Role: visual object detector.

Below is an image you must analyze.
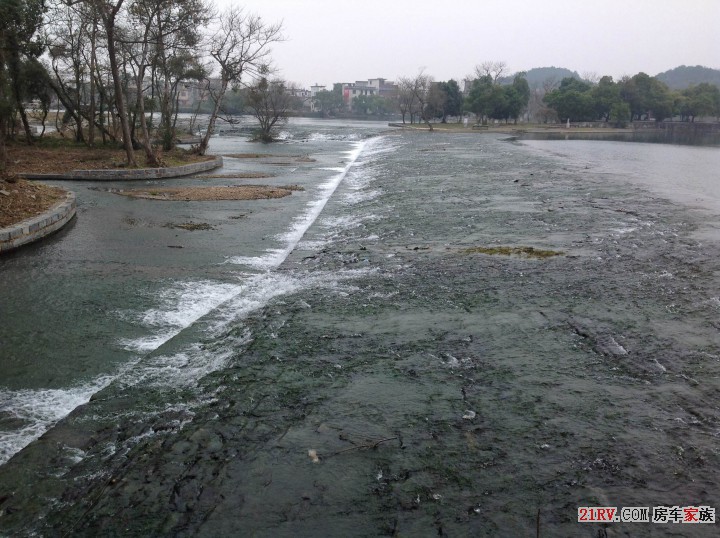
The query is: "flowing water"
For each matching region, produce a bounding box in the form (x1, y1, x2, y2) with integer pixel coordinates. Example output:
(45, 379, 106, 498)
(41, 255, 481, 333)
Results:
(1, 120, 720, 536)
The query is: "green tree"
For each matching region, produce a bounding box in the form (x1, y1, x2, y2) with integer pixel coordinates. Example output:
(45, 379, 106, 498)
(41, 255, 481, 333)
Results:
(504, 73, 530, 123)
(679, 83, 720, 121)
(620, 73, 674, 121)
(436, 79, 463, 122)
(19, 57, 52, 136)
(647, 77, 674, 121)
(591, 76, 621, 121)
(487, 84, 508, 121)
(609, 101, 630, 127)
(464, 74, 493, 124)
(543, 77, 595, 122)
(0, 0, 47, 154)
(353, 94, 393, 115)
(313, 85, 343, 116)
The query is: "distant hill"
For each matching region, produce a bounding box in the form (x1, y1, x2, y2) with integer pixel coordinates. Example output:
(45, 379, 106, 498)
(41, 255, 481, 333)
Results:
(499, 66, 580, 88)
(655, 65, 720, 89)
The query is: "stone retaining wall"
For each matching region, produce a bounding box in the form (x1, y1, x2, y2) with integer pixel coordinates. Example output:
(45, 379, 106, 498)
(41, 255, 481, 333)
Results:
(0, 191, 77, 253)
(21, 156, 222, 181)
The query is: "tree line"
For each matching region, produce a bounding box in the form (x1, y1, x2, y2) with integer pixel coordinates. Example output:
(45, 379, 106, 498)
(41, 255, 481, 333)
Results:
(544, 73, 720, 125)
(0, 0, 283, 172)
(2, 0, 719, 175)
(315, 60, 720, 127)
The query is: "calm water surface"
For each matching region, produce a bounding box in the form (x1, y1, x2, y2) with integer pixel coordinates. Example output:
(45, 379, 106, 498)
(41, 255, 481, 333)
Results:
(1, 121, 720, 536)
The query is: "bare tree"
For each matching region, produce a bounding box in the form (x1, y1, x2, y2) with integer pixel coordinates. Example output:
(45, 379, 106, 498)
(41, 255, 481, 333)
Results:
(245, 76, 295, 142)
(147, 0, 210, 151)
(197, 5, 282, 155)
(45, 0, 90, 142)
(582, 71, 600, 85)
(125, 0, 162, 165)
(94, 0, 137, 166)
(476, 61, 507, 83)
(396, 78, 417, 124)
(399, 70, 435, 130)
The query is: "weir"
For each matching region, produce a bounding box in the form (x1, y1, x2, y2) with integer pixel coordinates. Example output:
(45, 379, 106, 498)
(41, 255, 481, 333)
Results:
(1, 121, 720, 536)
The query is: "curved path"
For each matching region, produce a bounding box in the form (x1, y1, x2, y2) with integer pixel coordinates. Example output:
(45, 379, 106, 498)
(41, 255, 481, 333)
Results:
(2, 156, 223, 253)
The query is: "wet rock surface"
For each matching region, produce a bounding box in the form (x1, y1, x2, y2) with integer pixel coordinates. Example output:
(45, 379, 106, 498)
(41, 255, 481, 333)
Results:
(1, 133, 720, 536)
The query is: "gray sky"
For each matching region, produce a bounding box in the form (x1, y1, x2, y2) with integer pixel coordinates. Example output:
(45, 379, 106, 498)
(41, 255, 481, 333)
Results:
(219, 0, 719, 88)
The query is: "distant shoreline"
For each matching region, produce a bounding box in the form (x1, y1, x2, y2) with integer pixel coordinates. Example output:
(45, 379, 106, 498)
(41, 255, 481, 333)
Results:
(387, 122, 720, 146)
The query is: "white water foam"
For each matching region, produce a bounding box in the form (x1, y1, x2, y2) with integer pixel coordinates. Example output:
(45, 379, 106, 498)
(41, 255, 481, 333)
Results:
(0, 139, 373, 467)
(0, 373, 121, 465)
(120, 280, 245, 353)
(122, 267, 375, 390)
(226, 141, 368, 270)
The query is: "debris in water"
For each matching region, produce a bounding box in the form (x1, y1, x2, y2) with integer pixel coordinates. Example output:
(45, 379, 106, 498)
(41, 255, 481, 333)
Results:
(463, 410, 477, 420)
(308, 449, 320, 463)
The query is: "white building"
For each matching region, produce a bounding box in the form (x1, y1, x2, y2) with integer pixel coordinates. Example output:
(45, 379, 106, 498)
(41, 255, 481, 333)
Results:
(341, 78, 398, 109)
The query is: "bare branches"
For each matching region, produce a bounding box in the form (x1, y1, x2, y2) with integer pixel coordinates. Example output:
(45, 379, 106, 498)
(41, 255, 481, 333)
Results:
(197, 5, 282, 154)
(475, 60, 507, 83)
(398, 70, 435, 130)
(208, 6, 283, 84)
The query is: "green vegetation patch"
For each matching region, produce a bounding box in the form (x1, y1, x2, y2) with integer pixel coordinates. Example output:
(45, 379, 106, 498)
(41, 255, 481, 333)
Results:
(462, 246, 563, 258)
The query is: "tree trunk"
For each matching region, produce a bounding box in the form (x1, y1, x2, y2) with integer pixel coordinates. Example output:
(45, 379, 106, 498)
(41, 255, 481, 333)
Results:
(135, 65, 160, 167)
(420, 105, 433, 131)
(73, 64, 84, 143)
(0, 117, 7, 174)
(88, 23, 97, 146)
(9, 53, 34, 144)
(102, 3, 137, 167)
(16, 102, 34, 144)
(198, 77, 229, 155)
(47, 75, 83, 135)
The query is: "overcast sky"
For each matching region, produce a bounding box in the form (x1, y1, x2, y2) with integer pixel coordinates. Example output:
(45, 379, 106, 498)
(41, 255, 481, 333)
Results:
(218, 0, 719, 88)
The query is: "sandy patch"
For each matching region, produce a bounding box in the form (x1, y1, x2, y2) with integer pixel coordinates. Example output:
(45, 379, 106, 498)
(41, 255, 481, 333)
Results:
(109, 185, 302, 201)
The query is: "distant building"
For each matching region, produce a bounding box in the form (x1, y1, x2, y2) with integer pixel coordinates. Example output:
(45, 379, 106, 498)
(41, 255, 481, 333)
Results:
(340, 78, 398, 109)
(309, 84, 327, 112)
(288, 87, 312, 110)
(310, 84, 326, 97)
(177, 83, 208, 109)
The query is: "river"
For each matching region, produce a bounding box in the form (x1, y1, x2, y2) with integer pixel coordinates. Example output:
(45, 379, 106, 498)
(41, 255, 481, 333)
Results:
(1, 119, 719, 536)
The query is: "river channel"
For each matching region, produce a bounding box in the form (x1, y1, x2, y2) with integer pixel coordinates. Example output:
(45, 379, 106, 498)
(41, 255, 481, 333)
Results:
(1, 119, 720, 536)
